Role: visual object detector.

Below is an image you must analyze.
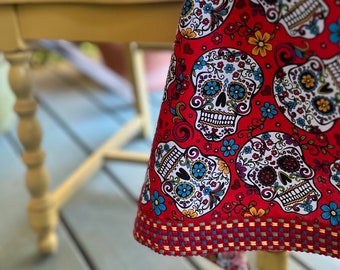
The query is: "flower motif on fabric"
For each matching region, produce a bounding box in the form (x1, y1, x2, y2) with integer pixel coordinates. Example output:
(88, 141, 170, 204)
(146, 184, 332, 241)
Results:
(321, 202, 340, 226)
(260, 102, 278, 119)
(179, 0, 234, 38)
(274, 55, 340, 133)
(181, 28, 197, 39)
(176, 183, 194, 198)
(212, 32, 224, 45)
(182, 209, 199, 218)
(329, 17, 340, 47)
(163, 55, 191, 103)
(236, 131, 321, 215)
(190, 48, 263, 141)
(223, 7, 269, 43)
(248, 31, 273, 57)
(154, 141, 231, 218)
(221, 139, 239, 157)
(222, 190, 269, 217)
(244, 206, 267, 217)
(251, 0, 329, 38)
(151, 191, 167, 216)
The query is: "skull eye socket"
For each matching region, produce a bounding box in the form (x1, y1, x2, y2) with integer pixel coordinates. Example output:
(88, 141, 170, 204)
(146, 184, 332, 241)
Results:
(191, 161, 207, 180)
(258, 166, 277, 186)
(277, 155, 300, 173)
(298, 70, 318, 92)
(181, 0, 193, 16)
(202, 79, 222, 98)
(227, 82, 247, 102)
(175, 183, 194, 199)
(312, 96, 335, 115)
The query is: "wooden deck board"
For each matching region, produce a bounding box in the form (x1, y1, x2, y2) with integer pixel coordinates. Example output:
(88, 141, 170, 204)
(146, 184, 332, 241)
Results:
(0, 135, 89, 270)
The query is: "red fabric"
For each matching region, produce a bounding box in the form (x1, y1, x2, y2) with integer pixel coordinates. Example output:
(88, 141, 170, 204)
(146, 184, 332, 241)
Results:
(133, 0, 340, 258)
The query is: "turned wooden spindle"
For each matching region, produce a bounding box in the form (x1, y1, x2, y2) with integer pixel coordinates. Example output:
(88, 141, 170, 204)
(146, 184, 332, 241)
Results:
(5, 50, 58, 254)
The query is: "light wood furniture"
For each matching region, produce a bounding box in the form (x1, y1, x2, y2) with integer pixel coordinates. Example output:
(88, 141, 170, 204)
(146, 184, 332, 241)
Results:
(0, 0, 181, 253)
(0, 1, 286, 269)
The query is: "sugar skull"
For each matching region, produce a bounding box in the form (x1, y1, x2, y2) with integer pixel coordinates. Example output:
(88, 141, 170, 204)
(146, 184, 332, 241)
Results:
(139, 168, 151, 205)
(179, 0, 234, 38)
(154, 141, 231, 217)
(274, 55, 340, 133)
(162, 53, 177, 102)
(251, 0, 329, 38)
(330, 159, 340, 192)
(236, 131, 321, 214)
(190, 48, 263, 141)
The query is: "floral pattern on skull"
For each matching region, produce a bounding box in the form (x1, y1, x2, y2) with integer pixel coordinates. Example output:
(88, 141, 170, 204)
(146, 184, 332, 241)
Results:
(154, 141, 231, 217)
(236, 131, 321, 214)
(274, 55, 340, 133)
(251, 0, 329, 38)
(190, 48, 263, 141)
(179, 0, 234, 38)
(133, 0, 340, 258)
(140, 168, 151, 205)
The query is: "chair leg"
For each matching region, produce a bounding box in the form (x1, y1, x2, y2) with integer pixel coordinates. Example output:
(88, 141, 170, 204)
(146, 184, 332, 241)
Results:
(125, 42, 151, 139)
(5, 50, 58, 254)
(257, 251, 288, 270)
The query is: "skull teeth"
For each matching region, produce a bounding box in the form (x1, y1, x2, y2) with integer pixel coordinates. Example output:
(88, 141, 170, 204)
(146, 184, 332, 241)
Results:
(283, 0, 321, 30)
(157, 146, 182, 178)
(200, 111, 235, 128)
(326, 57, 340, 90)
(277, 181, 316, 206)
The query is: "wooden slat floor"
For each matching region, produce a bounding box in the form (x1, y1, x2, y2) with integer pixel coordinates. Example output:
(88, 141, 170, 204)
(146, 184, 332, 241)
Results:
(1, 58, 340, 270)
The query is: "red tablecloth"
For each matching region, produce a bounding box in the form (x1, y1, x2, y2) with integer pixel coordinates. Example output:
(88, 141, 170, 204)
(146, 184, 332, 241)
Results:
(134, 0, 340, 258)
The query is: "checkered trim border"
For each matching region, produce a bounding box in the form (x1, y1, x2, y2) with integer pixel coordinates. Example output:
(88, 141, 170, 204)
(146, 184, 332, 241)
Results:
(133, 210, 340, 258)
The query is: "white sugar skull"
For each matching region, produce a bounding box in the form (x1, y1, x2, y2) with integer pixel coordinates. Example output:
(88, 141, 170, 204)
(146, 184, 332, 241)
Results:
(274, 55, 340, 133)
(154, 141, 231, 217)
(139, 168, 151, 205)
(330, 159, 340, 192)
(236, 131, 321, 214)
(251, 0, 329, 38)
(179, 0, 234, 38)
(190, 48, 263, 141)
(162, 53, 177, 102)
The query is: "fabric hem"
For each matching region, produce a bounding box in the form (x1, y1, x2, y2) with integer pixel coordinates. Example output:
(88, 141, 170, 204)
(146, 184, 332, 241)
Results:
(133, 210, 339, 258)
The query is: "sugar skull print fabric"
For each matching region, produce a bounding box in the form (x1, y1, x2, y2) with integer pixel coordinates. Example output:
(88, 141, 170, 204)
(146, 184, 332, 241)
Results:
(133, 0, 340, 258)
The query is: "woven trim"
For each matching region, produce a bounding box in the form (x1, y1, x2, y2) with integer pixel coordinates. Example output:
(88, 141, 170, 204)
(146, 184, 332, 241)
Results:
(133, 210, 340, 258)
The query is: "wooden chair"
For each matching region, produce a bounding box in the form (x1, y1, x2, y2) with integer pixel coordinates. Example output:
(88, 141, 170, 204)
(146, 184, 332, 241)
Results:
(0, 1, 289, 269)
(0, 0, 181, 253)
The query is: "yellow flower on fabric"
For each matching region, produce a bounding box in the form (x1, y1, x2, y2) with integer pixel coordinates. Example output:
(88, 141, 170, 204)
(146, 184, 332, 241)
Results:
(316, 98, 331, 112)
(181, 28, 197, 39)
(301, 73, 316, 89)
(218, 159, 230, 174)
(248, 31, 273, 57)
(244, 206, 266, 217)
(182, 209, 198, 218)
